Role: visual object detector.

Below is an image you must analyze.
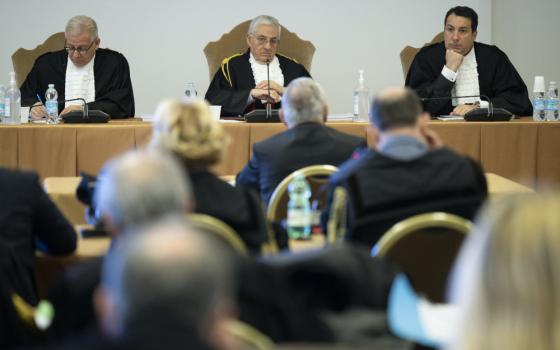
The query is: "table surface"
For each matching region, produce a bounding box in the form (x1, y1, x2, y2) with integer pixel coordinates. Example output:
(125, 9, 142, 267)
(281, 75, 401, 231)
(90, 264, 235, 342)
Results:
(42, 172, 533, 259)
(2, 118, 558, 189)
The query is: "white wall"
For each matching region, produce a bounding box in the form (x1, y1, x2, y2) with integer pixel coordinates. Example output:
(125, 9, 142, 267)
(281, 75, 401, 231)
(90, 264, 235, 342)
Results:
(492, 0, 560, 94)
(1, 0, 490, 116)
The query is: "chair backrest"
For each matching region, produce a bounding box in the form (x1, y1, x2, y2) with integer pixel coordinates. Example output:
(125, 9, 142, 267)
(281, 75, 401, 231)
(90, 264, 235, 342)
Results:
(400, 32, 444, 79)
(225, 320, 275, 350)
(203, 20, 316, 80)
(12, 32, 66, 88)
(188, 213, 249, 256)
(374, 212, 472, 303)
(267, 165, 338, 224)
(326, 186, 348, 245)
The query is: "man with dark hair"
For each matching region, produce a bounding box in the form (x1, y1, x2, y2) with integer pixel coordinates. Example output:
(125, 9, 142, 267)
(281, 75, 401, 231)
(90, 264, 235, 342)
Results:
(205, 15, 311, 116)
(323, 87, 488, 247)
(406, 6, 532, 117)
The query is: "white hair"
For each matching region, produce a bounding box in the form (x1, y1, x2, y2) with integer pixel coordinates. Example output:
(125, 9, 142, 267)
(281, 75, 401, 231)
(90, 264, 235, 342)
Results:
(281, 77, 326, 127)
(248, 15, 281, 38)
(65, 15, 98, 40)
(94, 149, 191, 232)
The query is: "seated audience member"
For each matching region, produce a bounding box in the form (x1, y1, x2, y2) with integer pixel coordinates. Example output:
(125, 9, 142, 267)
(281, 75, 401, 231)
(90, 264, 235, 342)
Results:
(94, 218, 236, 350)
(205, 14, 311, 116)
(324, 87, 487, 247)
(0, 167, 76, 306)
(236, 77, 366, 205)
(448, 193, 560, 350)
(21, 15, 135, 119)
(47, 150, 192, 338)
(406, 6, 532, 117)
(150, 99, 267, 253)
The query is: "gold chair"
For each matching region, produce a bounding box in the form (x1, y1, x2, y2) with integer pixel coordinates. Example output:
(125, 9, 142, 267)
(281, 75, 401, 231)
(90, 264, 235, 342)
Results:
(375, 212, 472, 303)
(203, 20, 316, 80)
(400, 32, 444, 79)
(326, 186, 348, 245)
(264, 165, 337, 253)
(11, 32, 66, 88)
(224, 320, 275, 350)
(188, 213, 249, 256)
(267, 165, 338, 225)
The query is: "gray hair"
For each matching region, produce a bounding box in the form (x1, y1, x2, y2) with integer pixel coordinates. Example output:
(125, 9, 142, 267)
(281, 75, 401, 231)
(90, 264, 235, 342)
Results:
(370, 87, 423, 132)
(94, 149, 191, 232)
(101, 218, 235, 336)
(248, 15, 281, 38)
(281, 77, 326, 127)
(65, 15, 98, 40)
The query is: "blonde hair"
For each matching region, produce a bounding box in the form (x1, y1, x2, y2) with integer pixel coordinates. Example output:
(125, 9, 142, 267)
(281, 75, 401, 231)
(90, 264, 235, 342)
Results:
(150, 99, 229, 168)
(450, 192, 560, 350)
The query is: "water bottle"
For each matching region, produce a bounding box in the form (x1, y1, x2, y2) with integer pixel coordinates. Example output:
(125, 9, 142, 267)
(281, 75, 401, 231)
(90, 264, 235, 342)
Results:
(533, 91, 546, 121)
(45, 84, 59, 124)
(185, 82, 197, 99)
(546, 81, 559, 121)
(286, 174, 311, 240)
(0, 84, 5, 121)
(533, 75, 546, 122)
(353, 69, 370, 122)
(5, 72, 21, 125)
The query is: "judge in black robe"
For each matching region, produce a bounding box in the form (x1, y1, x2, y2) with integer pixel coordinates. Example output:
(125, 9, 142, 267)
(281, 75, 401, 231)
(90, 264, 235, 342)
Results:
(20, 48, 135, 118)
(407, 42, 532, 117)
(205, 50, 311, 116)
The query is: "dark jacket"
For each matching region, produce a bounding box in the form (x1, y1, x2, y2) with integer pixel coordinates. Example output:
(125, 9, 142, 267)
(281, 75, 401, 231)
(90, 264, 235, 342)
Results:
(205, 50, 311, 116)
(325, 147, 488, 247)
(20, 48, 135, 118)
(0, 168, 76, 305)
(236, 122, 367, 205)
(406, 41, 532, 117)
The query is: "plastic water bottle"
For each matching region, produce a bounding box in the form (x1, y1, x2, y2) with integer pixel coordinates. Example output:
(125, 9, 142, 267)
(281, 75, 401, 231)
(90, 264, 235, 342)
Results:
(286, 174, 311, 240)
(533, 91, 546, 121)
(0, 85, 5, 121)
(5, 72, 21, 125)
(533, 76, 546, 122)
(185, 82, 197, 99)
(546, 81, 559, 121)
(353, 69, 370, 122)
(45, 84, 59, 124)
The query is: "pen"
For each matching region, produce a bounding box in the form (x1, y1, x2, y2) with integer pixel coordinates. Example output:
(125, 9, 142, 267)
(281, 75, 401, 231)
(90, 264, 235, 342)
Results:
(36, 94, 43, 104)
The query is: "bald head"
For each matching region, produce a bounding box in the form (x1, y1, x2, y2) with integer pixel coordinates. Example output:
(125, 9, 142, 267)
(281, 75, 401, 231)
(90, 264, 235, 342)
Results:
(370, 87, 423, 132)
(281, 77, 327, 128)
(98, 218, 235, 338)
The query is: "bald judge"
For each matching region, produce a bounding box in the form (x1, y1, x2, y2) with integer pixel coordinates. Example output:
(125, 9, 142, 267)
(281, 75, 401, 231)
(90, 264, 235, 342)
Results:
(205, 15, 311, 116)
(21, 15, 135, 119)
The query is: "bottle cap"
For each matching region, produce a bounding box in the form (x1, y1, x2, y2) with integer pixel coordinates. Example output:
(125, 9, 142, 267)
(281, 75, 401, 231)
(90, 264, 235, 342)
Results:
(48, 84, 54, 88)
(533, 76, 545, 93)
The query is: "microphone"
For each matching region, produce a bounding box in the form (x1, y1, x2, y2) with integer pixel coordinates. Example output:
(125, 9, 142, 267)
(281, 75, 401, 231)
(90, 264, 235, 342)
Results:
(266, 58, 272, 119)
(63, 97, 89, 117)
(62, 98, 110, 123)
(419, 94, 513, 121)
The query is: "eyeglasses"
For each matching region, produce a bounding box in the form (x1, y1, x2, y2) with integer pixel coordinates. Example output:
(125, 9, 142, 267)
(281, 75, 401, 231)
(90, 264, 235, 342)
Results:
(251, 35, 279, 46)
(64, 40, 96, 55)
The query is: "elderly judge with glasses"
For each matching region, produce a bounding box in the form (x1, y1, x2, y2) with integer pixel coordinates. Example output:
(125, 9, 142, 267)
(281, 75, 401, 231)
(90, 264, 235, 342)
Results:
(205, 14, 311, 116)
(21, 15, 135, 119)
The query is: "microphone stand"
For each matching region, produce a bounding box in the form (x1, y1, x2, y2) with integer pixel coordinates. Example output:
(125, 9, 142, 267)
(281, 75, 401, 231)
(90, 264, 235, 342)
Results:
(266, 59, 271, 119)
(63, 98, 89, 119)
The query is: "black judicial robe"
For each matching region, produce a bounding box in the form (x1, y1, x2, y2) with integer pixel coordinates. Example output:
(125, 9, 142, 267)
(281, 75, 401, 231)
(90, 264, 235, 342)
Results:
(205, 50, 311, 116)
(20, 48, 135, 118)
(406, 42, 533, 117)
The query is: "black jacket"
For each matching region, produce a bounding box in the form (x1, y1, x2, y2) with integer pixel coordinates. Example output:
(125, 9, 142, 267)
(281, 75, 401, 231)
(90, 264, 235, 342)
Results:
(236, 122, 367, 205)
